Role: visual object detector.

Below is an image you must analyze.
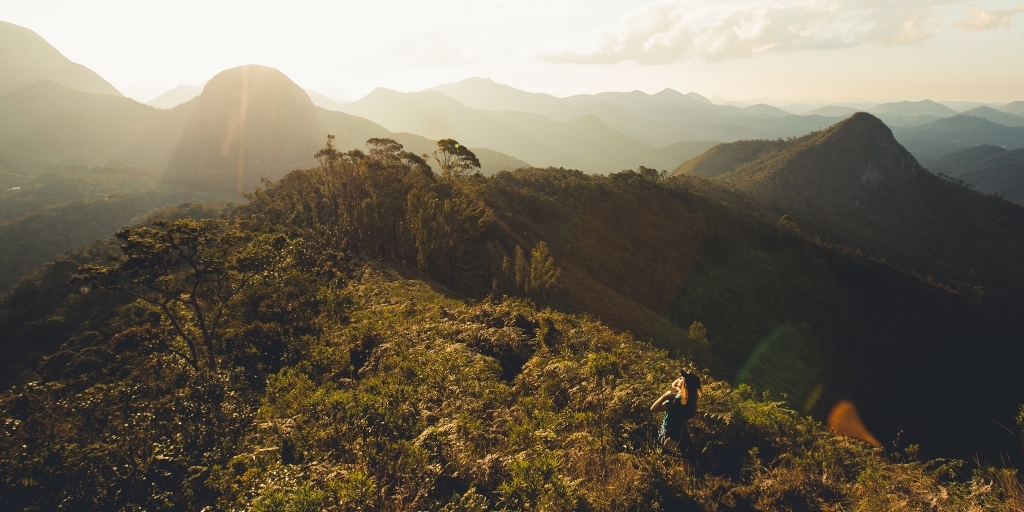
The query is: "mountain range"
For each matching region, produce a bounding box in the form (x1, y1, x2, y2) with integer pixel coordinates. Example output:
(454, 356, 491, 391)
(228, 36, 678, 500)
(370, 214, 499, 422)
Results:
(0, 67, 529, 191)
(3, 20, 1024, 506)
(892, 115, 1024, 161)
(3, 19, 1024, 190)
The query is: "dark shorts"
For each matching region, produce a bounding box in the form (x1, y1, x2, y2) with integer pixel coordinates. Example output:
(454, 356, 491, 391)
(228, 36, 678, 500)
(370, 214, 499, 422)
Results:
(659, 424, 695, 457)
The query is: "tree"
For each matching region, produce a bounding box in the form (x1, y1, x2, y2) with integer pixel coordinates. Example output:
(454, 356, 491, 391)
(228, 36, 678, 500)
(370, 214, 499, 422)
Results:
(75, 219, 283, 370)
(514, 245, 528, 294)
(637, 165, 666, 182)
(529, 241, 561, 300)
(688, 321, 709, 346)
(433, 139, 480, 181)
(778, 214, 801, 235)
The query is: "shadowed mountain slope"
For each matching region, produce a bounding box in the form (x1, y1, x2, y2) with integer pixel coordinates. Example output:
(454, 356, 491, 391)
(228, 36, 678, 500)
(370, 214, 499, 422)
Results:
(927, 145, 1024, 204)
(672, 139, 789, 178)
(164, 65, 329, 193)
(716, 113, 929, 196)
(675, 113, 1024, 316)
(0, 81, 174, 171)
(0, 21, 122, 97)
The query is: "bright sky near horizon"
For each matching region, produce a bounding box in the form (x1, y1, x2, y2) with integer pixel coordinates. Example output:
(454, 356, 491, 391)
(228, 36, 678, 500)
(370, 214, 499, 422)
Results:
(2, 0, 1023, 104)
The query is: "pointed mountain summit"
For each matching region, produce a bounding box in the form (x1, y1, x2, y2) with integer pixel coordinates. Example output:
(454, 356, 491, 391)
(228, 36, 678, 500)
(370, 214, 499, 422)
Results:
(676, 112, 1024, 319)
(165, 65, 328, 193)
(684, 113, 929, 201)
(0, 21, 122, 96)
(651, 88, 714, 109)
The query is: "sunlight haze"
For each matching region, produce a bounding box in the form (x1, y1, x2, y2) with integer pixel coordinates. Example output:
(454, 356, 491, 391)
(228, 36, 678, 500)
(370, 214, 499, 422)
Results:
(2, 0, 1023, 103)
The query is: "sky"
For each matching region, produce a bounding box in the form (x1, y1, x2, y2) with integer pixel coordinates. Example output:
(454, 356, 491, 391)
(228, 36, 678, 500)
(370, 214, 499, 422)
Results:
(2, 0, 1023, 104)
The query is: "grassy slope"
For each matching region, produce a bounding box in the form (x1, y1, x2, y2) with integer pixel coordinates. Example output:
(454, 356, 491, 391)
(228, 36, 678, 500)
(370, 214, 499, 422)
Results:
(2, 251, 1021, 510)
(464, 168, 1024, 459)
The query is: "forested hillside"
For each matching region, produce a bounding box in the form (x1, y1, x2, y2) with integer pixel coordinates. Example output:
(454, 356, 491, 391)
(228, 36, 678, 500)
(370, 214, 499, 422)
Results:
(0, 167, 229, 293)
(1, 136, 1022, 510)
(674, 113, 1024, 320)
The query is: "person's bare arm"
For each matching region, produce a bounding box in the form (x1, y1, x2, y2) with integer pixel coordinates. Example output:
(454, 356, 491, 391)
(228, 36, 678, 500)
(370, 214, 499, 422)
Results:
(651, 390, 676, 412)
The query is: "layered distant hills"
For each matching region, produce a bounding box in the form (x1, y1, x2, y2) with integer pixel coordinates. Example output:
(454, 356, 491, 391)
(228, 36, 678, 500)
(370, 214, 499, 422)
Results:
(341, 77, 843, 173)
(893, 115, 1024, 161)
(0, 66, 526, 190)
(2, 18, 1023, 190)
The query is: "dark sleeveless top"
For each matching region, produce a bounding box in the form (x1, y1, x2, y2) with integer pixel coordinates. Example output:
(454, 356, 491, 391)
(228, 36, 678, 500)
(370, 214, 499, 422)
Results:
(661, 393, 697, 440)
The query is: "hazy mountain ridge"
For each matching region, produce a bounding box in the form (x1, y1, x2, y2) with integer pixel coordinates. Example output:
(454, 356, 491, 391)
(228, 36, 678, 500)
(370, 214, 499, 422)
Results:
(433, 77, 842, 142)
(960, 106, 1024, 127)
(1001, 101, 1024, 116)
(0, 81, 167, 170)
(893, 114, 1024, 161)
(0, 21, 122, 97)
(927, 145, 1024, 204)
(164, 65, 329, 193)
(145, 84, 202, 109)
(0, 68, 531, 192)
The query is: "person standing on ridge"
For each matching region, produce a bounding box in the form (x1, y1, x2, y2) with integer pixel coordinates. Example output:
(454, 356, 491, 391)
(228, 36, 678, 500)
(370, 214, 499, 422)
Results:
(652, 371, 702, 468)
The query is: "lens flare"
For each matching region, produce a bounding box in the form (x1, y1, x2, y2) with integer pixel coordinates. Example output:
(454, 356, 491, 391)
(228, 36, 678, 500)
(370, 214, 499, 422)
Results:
(828, 400, 881, 447)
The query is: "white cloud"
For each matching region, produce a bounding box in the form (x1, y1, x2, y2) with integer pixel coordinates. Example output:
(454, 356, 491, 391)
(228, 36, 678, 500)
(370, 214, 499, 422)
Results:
(541, 0, 964, 64)
(953, 3, 1024, 31)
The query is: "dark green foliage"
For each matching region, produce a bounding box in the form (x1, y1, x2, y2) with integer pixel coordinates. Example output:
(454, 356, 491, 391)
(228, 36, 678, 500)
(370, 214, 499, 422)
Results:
(1, 137, 1023, 510)
(434, 138, 482, 180)
(75, 218, 286, 370)
(0, 167, 156, 223)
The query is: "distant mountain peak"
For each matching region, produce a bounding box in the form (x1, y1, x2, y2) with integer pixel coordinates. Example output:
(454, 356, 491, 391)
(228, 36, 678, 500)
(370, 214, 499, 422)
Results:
(681, 113, 928, 200)
(767, 112, 927, 192)
(654, 88, 713, 105)
(0, 21, 122, 97)
(165, 64, 326, 193)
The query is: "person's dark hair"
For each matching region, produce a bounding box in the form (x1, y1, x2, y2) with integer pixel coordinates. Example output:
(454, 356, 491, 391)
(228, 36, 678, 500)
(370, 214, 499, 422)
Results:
(681, 371, 702, 391)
